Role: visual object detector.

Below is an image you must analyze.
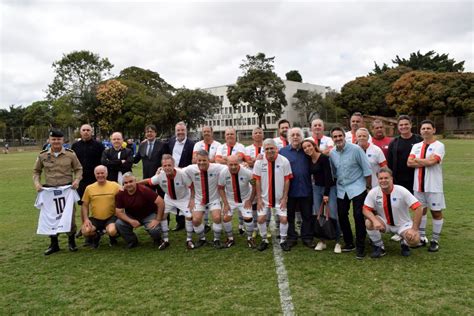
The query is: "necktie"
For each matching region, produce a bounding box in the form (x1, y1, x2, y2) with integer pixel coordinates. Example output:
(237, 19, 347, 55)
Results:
(147, 141, 154, 157)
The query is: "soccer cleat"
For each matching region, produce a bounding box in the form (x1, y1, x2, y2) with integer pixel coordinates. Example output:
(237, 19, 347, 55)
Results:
(225, 238, 235, 248)
(239, 227, 245, 235)
(68, 235, 78, 252)
(355, 248, 366, 260)
(127, 240, 138, 249)
(247, 238, 256, 249)
(257, 241, 269, 251)
(342, 244, 355, 252)
(391, 234, 402, 242)
(334, 243, 342, 254)
(44, 238, 60, 256)
(428, 240, 439, 252)
(213, 240, 223, 249)
(195, 239, 207, 248)
(158, 241, 170, 251)
(401, 243, 411, 257)
(280, 241, 291, 252)
(314, 241, 327, 251)
(370, 246, 386, 258)
(91, 234, 101, 249)
(418, 236, 429, 247)
(186, 240, 195, 250)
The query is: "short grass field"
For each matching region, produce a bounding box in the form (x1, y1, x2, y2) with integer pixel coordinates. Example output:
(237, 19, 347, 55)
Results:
(0, 139, 473, 315)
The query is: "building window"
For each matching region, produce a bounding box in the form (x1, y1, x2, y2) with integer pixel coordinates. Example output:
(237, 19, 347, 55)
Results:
(272, 116, 276, 124)
(247, 105, 251, 112)
(247, 118, 251, 125)
(266, 116, 271, 125)
(252, 117, 256, 125)
(242, 106, 246, 113)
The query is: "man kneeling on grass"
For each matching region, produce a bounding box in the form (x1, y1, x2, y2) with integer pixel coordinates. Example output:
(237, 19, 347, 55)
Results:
(115, 172, 165, 249)
(363, 167, 423, 258)
(81, 165, 121, 248)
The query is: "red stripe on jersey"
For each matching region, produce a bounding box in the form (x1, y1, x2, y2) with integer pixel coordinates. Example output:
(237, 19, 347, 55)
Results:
(281, 137, 287, 147)
(227, 145, 233, 156)
(383, 193, 395, 225)
(205, 143, 210, 153)
(268, 160, 274, 207)
(380, 161, 388, 167)
(255, 145, 261, 158)
(363, 205, 375, 213)
(352, 133, 356, 144)
(231, 172, 242, 203)
(418, 143, 429, 192)
(200, 170, 209, 205)
(410, 201, 422, 211)
(166, 174, 176, 200)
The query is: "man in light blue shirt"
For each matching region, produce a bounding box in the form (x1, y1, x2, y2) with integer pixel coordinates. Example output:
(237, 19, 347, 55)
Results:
(330, 126, 372, 259)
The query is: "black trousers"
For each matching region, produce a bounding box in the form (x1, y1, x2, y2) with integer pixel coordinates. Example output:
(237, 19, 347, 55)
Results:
(337, 191, 367, 250)
(287, 196, 313, 242)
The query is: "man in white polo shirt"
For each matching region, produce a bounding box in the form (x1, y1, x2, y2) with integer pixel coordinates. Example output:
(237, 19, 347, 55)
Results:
(407, 120, 446, 252)
(306, 118, 334, 155)
(193, 125, 221, 163)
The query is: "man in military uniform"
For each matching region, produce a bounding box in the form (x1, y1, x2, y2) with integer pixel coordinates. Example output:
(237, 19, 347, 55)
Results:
(33, 129, 83, 255)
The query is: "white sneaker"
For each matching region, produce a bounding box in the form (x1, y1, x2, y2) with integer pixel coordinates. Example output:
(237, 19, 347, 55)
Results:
(314, 241, 327, 251)
(391, 234, 402, 242)
(334, 243, 342, 254)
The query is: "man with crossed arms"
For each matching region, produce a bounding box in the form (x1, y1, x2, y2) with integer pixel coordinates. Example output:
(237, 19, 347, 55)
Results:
(140, 154, 196, 250)
(218, 155, 257, 248)
(363, 167, 423, 258)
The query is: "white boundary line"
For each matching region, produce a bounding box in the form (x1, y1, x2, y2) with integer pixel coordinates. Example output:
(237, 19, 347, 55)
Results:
(270, 218, 295, 316)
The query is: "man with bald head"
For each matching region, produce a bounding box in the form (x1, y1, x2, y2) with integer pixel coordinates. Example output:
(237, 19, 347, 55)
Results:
(345, 112, 372, 144)
(215, 127, 246, 164)
(307, 118, 334, 155)
(71, 124, 104, 202)
(81, 165, 121, 248)
(101, 132, 133, 184)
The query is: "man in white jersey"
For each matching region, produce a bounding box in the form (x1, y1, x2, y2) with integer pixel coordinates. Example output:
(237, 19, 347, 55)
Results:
(306, 118, 334, 155)
(345, 112, 372, 144)
(218, 155, 257, 248)
(192, 126, 221, 163)
(407, 120, 446, 252)
(215, 127, 246, 164)
(184, 150, 227, 249)
(356, 128, 387, 188)
(253, 138, 293, 252)
(363, 167, 423, 258)
(273, 119, 290, 150)
(244, 127, 264, 168)
(140, 154, 196, 249)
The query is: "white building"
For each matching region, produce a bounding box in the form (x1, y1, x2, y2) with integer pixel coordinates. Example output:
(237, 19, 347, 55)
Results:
(202, 80, 329, 138)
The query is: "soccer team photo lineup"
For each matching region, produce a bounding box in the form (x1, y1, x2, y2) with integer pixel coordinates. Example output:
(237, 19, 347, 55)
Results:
(34, 115, 446, 257)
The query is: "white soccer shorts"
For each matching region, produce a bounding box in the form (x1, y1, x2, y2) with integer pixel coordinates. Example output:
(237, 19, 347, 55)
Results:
(414, 192, 446, 210)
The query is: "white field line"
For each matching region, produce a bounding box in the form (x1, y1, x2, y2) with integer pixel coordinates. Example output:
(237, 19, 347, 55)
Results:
(270, 217, 295, 316)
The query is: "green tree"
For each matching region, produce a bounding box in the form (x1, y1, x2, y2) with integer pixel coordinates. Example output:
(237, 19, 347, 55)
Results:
(47, 50, 113, 122)
(166, 88, 220, 132)
(337, 66, 412, 116)
(227, 53, 287, 128)
(23, 101, 53, 127)
(292, 89, 323, 125)
(386, 71, 474, 116)
(286, 70, 303, 82)
(372, 50, 465, 74)
(95, 79, 128, 135)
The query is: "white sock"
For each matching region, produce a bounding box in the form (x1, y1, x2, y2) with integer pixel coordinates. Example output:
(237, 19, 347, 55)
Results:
(419, 215, 428, 237)
(160, 220, 169, 241)
(213, 223, 222, 241)
(244, 220, 254, 238)
(194, 224, 205, 240)
(279, 222, 288, 242)
(258, 222, 267, 242)
(223, 221, 233, 238)
(432, 218, 444, 242)
(367, 229, 383, 247)
(185, 219, 193, 241)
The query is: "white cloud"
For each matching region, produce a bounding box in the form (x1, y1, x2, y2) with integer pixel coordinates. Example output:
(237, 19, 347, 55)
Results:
(0, 0, 472, 108)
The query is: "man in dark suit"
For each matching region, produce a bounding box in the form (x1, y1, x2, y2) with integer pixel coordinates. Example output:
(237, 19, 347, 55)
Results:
(134, 124, 168, 179)
(167, 121, 195, 230)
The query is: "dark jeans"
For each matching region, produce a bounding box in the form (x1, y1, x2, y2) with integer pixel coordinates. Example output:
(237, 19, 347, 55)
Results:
(116, 213, 161, 244)
(337, 191, 367, 250)
(287, 196, 314, 242)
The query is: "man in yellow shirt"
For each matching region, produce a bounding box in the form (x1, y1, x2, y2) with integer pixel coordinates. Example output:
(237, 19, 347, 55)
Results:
(81, 165, 121, 248)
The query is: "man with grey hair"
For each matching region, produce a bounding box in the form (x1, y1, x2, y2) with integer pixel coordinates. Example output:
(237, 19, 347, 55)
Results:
(115, 172, 165, 249)
(280, 128, 315, 248)
(167, 121, 195, 231)
(253, 138, 293, 251)
(306, 118, 334, 155)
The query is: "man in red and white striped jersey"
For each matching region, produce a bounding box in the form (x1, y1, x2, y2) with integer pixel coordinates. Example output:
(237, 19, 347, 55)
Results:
(192, 126, 221, 163)
(215, 127, 246, 164)
(306, 118, 334, 155)
(407, 120, 446, 252)
(363, 167, 423, 258)
(253, 138, 293, 252)
(218, 155, 256, 248)
(184, 150, 226, 249)
(140, 154, 195, 250)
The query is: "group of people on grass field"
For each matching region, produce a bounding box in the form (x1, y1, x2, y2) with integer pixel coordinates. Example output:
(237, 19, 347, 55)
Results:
(33, 113, 446, 259)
